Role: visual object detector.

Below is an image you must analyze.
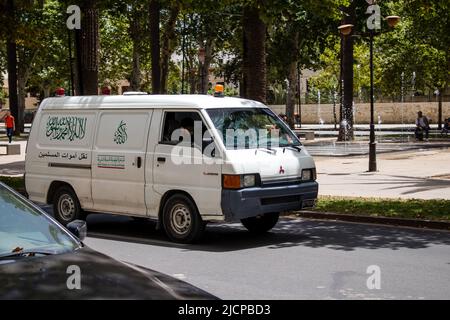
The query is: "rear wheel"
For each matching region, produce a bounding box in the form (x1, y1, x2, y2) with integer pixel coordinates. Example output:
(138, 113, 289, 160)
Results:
(162, 194, 205, 243)
(53, 186, 84, 226)
(241, 213, 279, 234)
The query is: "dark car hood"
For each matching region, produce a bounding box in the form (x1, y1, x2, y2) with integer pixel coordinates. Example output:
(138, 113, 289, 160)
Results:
(0, 246, 216, 300)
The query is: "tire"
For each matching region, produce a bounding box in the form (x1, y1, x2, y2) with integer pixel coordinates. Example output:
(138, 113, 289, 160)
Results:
(241, 212, 280, 234)
(162, 194, 205, 243)
(53, 186, 84, 226)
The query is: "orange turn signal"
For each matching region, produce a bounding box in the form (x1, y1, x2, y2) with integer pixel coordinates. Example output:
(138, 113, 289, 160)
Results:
(223, 174, 241, 189)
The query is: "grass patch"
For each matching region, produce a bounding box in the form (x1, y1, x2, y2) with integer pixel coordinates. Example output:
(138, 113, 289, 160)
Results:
(0, 175, 25, 191)
(313, 196, 450, 221)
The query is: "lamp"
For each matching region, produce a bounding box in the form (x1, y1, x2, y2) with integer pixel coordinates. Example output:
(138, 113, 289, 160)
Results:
(338, 24, 354, 36)
(386, 16, 401, 28)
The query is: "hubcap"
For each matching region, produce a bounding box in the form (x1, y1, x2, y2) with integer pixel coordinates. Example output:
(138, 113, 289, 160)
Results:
(58, 194, 76, 221)
(170, 203, 192, 235)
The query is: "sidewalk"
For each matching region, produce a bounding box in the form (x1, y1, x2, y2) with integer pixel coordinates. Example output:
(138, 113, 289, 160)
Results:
(0, 141, 27, 175)
(315, 148, 450, 200)
(1, 141, 449, 200)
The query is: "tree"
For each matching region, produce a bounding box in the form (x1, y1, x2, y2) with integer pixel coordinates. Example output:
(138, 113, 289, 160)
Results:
(267, 0, 345, 128)
(242, 3, 267, 103)
(99, 4, 132, 93)
(1, 0, 19, 133)
(392, 0, 449, 128)
(78, 0, 99, 95)
(149, 0, 161, 93)
(160, 1, 181, 94)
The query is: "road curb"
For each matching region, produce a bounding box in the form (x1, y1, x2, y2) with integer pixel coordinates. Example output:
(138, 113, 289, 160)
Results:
(293, 211, 450, 231)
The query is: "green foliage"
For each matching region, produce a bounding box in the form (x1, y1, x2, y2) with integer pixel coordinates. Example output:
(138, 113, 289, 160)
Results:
(314, 196, 450, 221)
(0, 0, 447, 103)
(99, 7, 132, 91)
(310, 0, 450, 102)
(0, 176, 25, 192)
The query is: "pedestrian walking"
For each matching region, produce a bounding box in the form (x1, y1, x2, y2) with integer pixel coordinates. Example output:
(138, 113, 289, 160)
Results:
(3, 110, 15, 144)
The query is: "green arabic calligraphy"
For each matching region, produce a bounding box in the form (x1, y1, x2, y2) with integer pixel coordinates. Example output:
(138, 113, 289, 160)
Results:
(114, 120, 128, 145)
(45, 116, 87, 141)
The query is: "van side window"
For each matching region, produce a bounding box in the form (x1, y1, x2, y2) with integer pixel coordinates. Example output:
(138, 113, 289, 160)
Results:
(161, 111, 206, 145)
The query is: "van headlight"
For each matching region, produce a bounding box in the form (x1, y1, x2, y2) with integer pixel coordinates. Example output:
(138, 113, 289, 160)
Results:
(223, 174, 259, 189)
(243, 174, 256, 188)
(301, 168, 316, 181)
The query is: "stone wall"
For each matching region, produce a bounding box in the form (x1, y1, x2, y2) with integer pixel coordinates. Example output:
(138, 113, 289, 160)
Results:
(270, 102, 450, 124)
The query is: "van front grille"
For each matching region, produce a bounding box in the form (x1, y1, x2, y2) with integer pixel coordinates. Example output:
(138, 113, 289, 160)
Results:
(261, 178, 302, 188)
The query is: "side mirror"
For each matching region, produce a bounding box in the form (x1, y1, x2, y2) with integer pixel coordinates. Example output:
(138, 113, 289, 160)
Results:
(67, 220, 87, 241)
(202, 138, 216, 157)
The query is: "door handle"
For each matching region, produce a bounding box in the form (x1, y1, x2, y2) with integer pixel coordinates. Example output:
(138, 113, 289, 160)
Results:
(157, 157, 166, 163)
(136, 156, 142, 168)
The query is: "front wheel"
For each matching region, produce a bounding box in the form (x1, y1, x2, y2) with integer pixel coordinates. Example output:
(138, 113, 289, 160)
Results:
(162, 194, 205, 243)
(241, 213, 279, 234)
(53, 186, 84, 226)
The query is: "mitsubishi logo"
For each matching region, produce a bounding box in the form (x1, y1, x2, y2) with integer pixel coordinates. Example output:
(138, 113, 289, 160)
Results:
(279, 166, 285, 174)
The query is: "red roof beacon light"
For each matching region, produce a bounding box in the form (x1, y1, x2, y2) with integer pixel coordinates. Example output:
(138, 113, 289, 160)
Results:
(55, 87, 65, 97)
(102, 87, 111, 95)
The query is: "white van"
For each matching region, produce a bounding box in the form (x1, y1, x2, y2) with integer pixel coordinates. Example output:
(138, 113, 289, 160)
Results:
(25, 95, 318, 243)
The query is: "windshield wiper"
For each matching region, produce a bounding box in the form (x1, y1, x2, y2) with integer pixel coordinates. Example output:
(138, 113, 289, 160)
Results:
(255, 146, 277, 155)
(281, 144, 302, 152)
(0, 250, 56, 259)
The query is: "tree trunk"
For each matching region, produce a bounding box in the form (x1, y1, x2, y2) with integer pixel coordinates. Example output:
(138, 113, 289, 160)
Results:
(129, 8, 141, 91)
(240, 26, 248, 98)
(160, 4, 180, 94)
(16, 48, 38, 133)
(17, 75, 26, 133)
(74, 28, 83, 95)
(149, 0, 161, 94)
(286, 63, 297, 129)
(199, 39, 214, 94)
(285, 31, 299, 129)
(5, 0, 19, 135)
(80, 1, 99, 95)
(243, 6, 267, 104)
(338, 3, 356, 141)
(130, 44, 141, 91)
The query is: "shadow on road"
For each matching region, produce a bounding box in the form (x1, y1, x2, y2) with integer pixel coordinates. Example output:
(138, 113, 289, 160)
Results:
(0, 161, 25, 175)
(85, 214, 450, 253)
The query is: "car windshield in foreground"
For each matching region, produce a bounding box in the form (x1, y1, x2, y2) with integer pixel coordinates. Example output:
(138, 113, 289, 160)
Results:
(0, 184, 80, 258)
(206, 108, 301, 150)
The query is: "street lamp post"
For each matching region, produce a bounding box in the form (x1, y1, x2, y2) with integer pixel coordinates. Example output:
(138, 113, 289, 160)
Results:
(368, 31, 377, 171)
(338, 11, 400, 172)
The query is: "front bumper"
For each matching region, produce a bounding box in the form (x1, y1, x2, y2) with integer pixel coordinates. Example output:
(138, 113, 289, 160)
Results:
(221, 181, 319, 222)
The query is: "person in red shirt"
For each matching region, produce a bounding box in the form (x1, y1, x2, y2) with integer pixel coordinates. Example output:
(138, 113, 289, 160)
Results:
(3, 111, 15, 143)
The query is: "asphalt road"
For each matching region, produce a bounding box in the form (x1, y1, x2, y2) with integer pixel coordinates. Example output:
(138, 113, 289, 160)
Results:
(71, 213, 450, 300)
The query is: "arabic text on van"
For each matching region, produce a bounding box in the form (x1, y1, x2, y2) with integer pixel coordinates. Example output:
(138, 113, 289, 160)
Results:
(46, 116, 87, 141)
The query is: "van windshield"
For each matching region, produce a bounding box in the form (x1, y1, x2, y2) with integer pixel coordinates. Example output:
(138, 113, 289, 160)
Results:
(206, 108, 300, 150)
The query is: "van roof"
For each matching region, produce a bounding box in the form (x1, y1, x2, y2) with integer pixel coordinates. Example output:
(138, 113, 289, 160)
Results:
(39, 95, 267, 110)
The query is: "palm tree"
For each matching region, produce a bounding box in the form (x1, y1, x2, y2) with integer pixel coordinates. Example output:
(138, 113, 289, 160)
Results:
(78, 0, 99, 95)
(242, 5, 267, 104)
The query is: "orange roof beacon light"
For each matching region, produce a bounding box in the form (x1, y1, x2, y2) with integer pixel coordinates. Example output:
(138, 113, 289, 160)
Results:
(214, 84, 224, 97)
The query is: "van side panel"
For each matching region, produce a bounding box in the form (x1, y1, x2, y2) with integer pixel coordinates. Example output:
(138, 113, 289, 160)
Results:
(91, 110, 152, 215)
(25, 109, 96, 208)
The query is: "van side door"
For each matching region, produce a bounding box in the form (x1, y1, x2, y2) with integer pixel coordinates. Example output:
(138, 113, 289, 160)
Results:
(91, 109, 152, 215)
